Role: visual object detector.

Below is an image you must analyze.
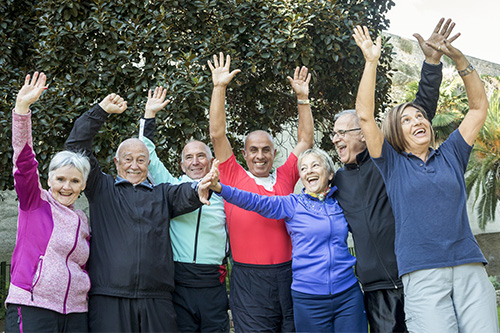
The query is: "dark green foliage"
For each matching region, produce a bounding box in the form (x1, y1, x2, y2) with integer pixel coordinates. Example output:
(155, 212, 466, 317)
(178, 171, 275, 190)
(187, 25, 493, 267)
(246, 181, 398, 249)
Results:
(0, 0, 394, 189)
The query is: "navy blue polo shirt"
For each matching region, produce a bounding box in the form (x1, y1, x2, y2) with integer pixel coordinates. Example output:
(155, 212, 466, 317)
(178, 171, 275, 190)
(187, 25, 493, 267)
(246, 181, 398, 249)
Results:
(372, 129, 486, 276)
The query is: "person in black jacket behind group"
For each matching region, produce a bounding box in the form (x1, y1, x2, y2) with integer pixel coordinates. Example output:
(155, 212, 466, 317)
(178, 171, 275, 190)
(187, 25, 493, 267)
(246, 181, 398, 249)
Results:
(332, 18, 459, 332)
(65, 93, 214, 332)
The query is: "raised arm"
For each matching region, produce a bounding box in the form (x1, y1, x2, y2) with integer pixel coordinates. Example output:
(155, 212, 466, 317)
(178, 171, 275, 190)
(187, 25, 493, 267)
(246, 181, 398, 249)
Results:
(426, 36, 488, 146)
(139, 87, 176, 184)
(65, 93, 127, 193)
(208, 52, 241, 163)
(12, 72, 48, 210)
(353, 26, 384, 158)
(413, 18, 460, 120)
(289, 66, 314, 157)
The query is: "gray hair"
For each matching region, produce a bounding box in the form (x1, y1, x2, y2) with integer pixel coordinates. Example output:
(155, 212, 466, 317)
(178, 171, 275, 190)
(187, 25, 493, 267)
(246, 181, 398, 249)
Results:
(334, 109, 359, 126)
(298, 148, 336, 175)
(181, 140, 213, 163)
(48, 151, 91, 182)
(115, 138, 149, 161)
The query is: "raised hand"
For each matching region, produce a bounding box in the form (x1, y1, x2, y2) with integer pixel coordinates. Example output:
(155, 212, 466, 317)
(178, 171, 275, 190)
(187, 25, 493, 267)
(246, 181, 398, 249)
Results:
(207, 52, 241, 88)
(99, 93, 127, 114)
(425, 37, 465, 66)
(15, 72, 48, 114)
(145, 86, 170, 118)
(413, 18, 461, 64)
(287, 66, 311, 100)
(353, 26, 381, 63)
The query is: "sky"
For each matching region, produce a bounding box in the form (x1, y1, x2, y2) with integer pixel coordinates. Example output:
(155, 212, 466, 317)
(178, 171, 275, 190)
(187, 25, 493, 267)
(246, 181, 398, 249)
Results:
(384, 0, 500, 65)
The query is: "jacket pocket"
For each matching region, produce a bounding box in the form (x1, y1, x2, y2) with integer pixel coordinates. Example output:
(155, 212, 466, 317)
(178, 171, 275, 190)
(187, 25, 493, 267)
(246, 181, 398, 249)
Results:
(31, 255, 44, 300)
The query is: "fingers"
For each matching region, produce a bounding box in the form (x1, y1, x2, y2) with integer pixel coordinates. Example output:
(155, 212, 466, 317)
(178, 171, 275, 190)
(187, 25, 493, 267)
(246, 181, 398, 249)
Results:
(433, 17, 445, 34)
(219, 52, 224, 68)
(412, 33, 424, 45)
(448, 32, 460, 43)
(442, 21, 454, 38)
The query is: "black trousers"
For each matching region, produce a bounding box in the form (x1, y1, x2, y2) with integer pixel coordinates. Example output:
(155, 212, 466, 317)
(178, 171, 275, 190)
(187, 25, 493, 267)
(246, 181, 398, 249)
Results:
(5, 304, 88, 333)
(230, 262, 294, 333)
(364, 288, 408, 333)
(173, 283, 229, 332)
(88, 295, 177, 332)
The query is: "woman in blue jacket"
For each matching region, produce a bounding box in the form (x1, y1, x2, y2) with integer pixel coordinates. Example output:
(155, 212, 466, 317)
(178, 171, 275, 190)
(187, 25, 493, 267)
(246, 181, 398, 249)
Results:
(212, 148, 367, 332)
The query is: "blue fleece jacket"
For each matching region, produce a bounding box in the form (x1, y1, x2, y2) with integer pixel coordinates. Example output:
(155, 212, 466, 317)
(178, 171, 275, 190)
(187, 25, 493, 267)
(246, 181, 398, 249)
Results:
(218, 184, 357, 295)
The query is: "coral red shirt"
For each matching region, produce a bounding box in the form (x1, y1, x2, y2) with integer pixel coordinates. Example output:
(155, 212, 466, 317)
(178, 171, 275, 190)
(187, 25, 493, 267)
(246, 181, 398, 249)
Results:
(219, 153, 299, 265)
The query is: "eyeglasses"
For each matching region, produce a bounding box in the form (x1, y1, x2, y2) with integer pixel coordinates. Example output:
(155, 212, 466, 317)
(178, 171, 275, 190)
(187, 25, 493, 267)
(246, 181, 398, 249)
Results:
(330, 128, 361, 139)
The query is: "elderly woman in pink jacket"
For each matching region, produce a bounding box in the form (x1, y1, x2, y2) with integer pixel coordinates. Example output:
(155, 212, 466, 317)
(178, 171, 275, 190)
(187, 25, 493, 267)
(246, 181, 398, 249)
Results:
(5, 72, 91, 332)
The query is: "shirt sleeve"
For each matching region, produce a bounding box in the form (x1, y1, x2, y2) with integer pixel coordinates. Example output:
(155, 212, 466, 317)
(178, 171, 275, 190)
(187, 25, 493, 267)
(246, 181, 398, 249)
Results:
(141, 136, 178, 185)
(65, 104, 108, 200)
(218, 184, 296, 221)
(12, 111, 44, 211)
(438, 129, 473, 173)
(371, 139, 399, 184)
(414, 61, 443, 122)
(219, 153, 247, 186)
(276, 152, 300, 191)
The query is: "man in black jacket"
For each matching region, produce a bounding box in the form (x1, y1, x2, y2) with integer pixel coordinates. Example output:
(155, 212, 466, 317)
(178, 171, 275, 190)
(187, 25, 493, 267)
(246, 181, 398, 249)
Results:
(65, 93, 213, 332)
(332, 19, 459, 332)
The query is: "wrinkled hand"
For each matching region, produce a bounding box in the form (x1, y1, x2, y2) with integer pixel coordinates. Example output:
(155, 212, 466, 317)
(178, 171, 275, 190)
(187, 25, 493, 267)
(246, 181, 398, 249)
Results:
(425, 38, 464, 65)
(198, 160, 220, 205)
(145, 86, 170, 118)
(207, 52, 241, 88)
(287, 66, 311, 100)
(353, 26, 381, 63)
(413, 18, 461, 64)
(99, 93, 127, 114)
(15, 72, 48, 114)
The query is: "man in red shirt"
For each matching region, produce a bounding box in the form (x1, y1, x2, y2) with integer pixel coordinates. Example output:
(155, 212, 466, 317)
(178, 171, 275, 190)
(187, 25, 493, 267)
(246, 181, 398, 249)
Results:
(208, 52, 314, 331)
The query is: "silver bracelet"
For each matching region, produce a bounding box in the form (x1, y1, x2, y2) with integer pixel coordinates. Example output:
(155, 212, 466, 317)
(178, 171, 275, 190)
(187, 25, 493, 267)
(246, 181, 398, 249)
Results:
(297, 99, 310, 105)
(458, 63, 475, 77)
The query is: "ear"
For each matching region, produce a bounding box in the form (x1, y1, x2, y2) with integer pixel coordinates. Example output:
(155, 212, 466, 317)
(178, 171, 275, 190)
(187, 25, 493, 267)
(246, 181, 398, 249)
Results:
(241, 148, 247, 158)
(273, 148, 277, 156)
(47, 176, 52, 189)
(180, 160, 187, 173)
(360, 130, 366, 143)
(328, 172, 334, 181)
(113, 156, 119, 168)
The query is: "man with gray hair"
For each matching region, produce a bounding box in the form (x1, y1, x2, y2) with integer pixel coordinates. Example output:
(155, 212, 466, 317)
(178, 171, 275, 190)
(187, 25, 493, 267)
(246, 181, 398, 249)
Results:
(65, 93, 214, 332)
(331, 18, 456, 332)
(138, 86, 229, 332)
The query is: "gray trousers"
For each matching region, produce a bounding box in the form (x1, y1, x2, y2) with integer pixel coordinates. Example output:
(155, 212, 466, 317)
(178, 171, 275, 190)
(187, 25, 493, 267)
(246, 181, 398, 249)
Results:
(402, 263, 498, 333)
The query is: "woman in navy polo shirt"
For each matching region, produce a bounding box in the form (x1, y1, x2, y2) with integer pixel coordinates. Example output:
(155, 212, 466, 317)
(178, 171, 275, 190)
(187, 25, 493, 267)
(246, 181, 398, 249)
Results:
(351, 23, 498, 332)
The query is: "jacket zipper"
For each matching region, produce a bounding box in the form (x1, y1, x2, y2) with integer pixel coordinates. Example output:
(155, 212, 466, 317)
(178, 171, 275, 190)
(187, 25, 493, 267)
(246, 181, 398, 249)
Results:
(323, 201, 334, 295)
(192, 207, 203, 263)
(63, 217, 82, 314)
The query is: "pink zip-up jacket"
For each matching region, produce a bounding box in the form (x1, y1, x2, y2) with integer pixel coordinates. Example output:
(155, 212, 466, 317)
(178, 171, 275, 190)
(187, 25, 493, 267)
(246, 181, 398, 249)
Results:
(6, 111, 91, 314)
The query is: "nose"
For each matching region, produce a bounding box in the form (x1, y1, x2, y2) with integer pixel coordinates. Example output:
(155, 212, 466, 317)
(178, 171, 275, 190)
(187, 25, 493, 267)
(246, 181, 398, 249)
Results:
(62, 181, 72, 190)
(192, 156, 200, 165)
(130, 160, 139, 169)
(332, 134, 340, 144)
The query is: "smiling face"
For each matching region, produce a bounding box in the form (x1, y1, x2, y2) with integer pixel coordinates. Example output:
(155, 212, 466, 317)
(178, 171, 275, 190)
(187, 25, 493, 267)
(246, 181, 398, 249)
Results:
(114, 139, 150, 185)
(242, 130, 276, 177)
(48, 165, 86, 206)
(181, 141, 213, 180)
(299, 153, 334, 195)
(400, 106, 432, 153)
(332, 113, 366, 164)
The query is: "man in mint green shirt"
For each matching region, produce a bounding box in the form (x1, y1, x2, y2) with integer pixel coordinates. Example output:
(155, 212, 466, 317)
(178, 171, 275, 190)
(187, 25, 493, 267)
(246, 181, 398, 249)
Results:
(139, 87, 229, 332)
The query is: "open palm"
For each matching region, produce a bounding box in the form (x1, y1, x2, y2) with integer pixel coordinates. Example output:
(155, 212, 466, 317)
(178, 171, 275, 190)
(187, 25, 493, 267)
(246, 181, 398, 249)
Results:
(353, 26, 381, 63)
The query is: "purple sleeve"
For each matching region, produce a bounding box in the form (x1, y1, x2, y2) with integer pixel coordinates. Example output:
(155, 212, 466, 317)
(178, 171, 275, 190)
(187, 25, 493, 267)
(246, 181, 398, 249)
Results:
(218, 184, 296, 220)
(12, 111, 44, 210)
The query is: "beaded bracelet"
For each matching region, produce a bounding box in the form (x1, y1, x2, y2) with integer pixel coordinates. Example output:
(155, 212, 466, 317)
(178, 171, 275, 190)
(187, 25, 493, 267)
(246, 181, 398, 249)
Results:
(458, 63, 475, 77)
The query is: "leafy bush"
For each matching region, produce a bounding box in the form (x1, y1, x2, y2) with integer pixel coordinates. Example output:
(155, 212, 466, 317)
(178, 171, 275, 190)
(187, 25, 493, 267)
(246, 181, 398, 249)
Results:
(0, 0, 394, 189)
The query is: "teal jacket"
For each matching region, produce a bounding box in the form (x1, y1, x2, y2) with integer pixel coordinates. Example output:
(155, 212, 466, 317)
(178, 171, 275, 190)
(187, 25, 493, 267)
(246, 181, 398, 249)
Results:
(142, 136, 227, 265)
